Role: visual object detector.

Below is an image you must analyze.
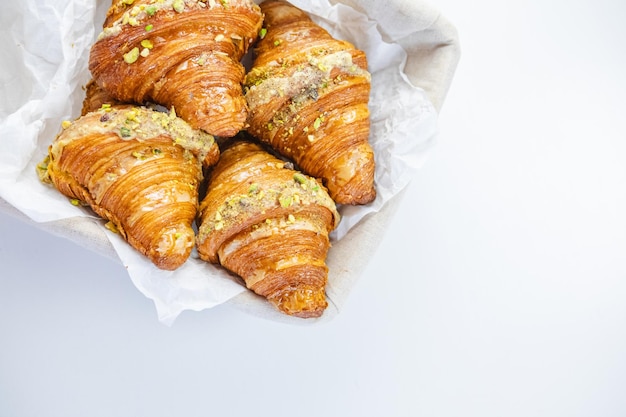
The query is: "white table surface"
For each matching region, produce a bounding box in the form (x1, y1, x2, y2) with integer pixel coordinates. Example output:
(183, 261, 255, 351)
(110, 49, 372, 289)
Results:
(2, 0, 626, 416)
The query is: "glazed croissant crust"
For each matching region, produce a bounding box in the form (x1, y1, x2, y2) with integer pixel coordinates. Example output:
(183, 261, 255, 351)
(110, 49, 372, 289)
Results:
(196, 140, 341, 318)
(40, 104, 219, 270)
(89, 0, 263, 137)
(244, 0, 376, 205)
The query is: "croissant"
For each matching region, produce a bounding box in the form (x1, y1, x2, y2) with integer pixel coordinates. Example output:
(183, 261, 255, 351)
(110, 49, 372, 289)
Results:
(40, 104, 220, 270)
(196, 140, 341, 318)
(89, 0, 263, 137)
(244, 0, 376, 205)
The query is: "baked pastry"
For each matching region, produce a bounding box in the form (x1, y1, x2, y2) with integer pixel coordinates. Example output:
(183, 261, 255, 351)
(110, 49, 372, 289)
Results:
(81, 79, 121, 116)
(196, 140, 341, 318)
(39, 104, 220, 270)
(89, 0, 264, 137)
(244, 0, 376, 205)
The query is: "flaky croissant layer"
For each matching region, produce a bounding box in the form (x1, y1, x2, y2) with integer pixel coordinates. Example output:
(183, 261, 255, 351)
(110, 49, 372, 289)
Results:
(196, 140, 341, 318)
(89, 0, 264, 137)
(244, 0, 376, 205)
(40, 105, 219, 270)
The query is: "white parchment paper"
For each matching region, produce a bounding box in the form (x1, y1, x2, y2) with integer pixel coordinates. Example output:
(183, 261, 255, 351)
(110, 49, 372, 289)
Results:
(0, 0, 439, 325)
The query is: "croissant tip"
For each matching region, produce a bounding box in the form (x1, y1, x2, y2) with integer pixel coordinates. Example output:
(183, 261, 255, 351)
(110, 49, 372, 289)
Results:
(268, 286, 328, 319)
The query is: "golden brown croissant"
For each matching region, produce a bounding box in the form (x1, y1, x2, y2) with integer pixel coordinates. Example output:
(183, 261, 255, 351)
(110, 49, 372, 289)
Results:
(89, 0, 263, 137)
(196, 140, 341, 318)
(244, 0, 376, 205)
(40, 104, 220, 270)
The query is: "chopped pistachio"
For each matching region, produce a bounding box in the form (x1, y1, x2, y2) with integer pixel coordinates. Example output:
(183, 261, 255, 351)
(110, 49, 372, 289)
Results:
(173, 0, 185, 13)
(273, 39, 282, 46)
(145, 24, 154, 31)
(259, 28, 267, 39)
(141, 39, 153, 49)
(70, 198, 81, 206)
(248, 183, 259, 193)
(123, 47, 140, 64)
(61, 120, 72, 129)
(313, 117, 322, 130)
(293, 173, 307, 184)
(120, 126, 132, 137)
(279, 195, 293, 208)
(146, 5, 157, 15)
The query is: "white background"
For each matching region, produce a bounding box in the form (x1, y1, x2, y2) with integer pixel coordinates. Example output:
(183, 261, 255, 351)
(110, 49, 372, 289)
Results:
(2, 0, 626, 416)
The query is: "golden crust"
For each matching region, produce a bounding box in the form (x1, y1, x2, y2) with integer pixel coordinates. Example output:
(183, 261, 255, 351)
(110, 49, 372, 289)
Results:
(196, 140, 340, 318)
(244, 0, 376, 205)
(44, 105, 219, 270)
(89, 0, 264, 137)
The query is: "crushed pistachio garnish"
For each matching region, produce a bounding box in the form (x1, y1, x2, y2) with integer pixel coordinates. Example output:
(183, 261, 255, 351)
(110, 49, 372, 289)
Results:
(259, 28, 267, 39)
(62, 120, 72, 129)
(293, 173, 307, 184)
(198, 171, 339, 240)
(173, 0, 185, 13)
(123, 47, 140, 64)
(141, 39, 153, 49)
(313, 116, 322, 130)
(279, 194, 293, 208)
(248, 183, 259, 193)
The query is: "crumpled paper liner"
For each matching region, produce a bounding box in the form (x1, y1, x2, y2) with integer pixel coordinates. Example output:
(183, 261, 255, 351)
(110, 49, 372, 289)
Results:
(0, 0, 460, 325)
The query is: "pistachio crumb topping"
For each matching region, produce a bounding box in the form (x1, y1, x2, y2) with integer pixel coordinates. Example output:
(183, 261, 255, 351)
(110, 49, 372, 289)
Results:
(173, 0, 185, 12)
(199, 168, 339, 240)
(51, 106, 216, 165)
(123, 47, 140, 64)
